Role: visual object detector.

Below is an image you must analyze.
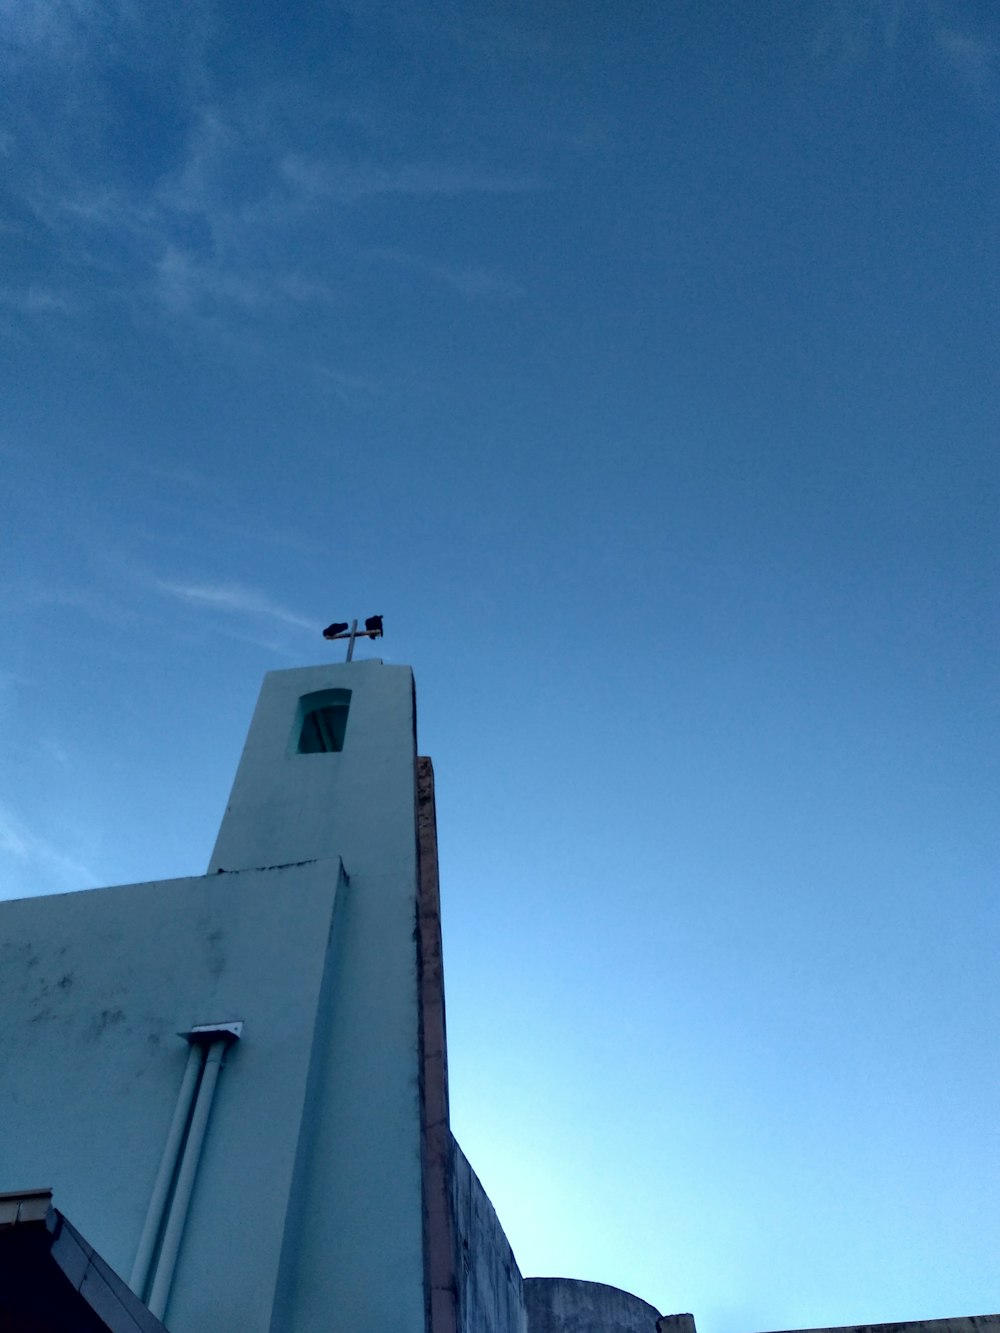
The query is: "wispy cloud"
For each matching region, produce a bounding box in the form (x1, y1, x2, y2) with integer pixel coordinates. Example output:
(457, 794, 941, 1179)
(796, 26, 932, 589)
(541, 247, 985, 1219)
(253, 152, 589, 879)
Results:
(154, 245, 267, 315)
(0, 801, 97, 895)
(24, 584, 137, 629)
(813, 0, 998, 108)
(281, 155, 538, 203)
(0, 0, 97, 60)
(146, 462, 213, 492)
(936, 29, 996, 103)
(813, 0, 906, 66)
(336, 0, 555, 63)
(373, 247, 524, 300)
(0, 284, 73, 315)
(2, 3, 543, 354)
(154, 579, 315, 632)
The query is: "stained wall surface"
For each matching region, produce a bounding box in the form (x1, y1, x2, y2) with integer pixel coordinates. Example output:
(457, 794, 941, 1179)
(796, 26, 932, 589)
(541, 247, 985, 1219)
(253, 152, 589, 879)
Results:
(0, 859, 343, 1332)
(452, 1140, 528, 1333)
(523, 1278, 662, 1333)
(752, 1320, 1000, 1333)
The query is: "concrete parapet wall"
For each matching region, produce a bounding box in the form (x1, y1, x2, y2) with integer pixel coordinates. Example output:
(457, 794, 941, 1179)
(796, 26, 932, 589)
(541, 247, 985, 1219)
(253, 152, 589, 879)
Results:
(753, 1318, 1000, 1333)
(524, 1277, 663, 1333)
(451, 1140, 528, 1333)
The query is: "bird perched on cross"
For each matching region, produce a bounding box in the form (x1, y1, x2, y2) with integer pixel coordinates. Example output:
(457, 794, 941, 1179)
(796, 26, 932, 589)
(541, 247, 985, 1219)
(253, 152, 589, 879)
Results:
(322, 616, 385, 660)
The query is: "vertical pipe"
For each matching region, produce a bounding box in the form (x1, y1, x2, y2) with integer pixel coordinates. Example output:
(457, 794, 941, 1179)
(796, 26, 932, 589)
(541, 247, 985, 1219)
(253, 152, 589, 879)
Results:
(346, 618, 358, 661)
(130, 1041, 203, 1296)
(147, 1038, 227, 1321)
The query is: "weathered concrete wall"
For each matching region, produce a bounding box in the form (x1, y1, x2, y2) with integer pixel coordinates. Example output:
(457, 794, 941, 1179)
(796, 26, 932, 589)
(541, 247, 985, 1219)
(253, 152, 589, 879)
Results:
(524, 1278, 662, 1333)
(657, 1316, 697, 1333)
(417, 756, 459, 1333)
(0, 859, 343, 1333)
(752, 1319, 1000, 1333)
(452, 1140, 528, 1333)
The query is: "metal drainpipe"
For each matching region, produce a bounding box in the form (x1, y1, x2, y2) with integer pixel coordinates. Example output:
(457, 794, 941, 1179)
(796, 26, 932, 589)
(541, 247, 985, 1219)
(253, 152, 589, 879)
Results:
(130, 1041, 204, 1297)
(147, 1036, 228, 1321)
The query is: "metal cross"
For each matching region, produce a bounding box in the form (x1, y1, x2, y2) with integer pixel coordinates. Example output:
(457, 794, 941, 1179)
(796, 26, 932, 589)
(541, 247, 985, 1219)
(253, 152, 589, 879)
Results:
(322, 616, 384, 662)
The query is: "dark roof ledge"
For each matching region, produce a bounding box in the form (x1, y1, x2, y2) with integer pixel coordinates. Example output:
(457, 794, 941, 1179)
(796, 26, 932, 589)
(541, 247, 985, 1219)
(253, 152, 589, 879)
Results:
(0, 1188, 169, 1333)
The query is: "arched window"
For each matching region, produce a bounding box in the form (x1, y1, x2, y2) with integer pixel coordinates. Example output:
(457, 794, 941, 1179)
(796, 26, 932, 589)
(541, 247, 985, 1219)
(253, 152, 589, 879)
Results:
(295, 688, 351, 754)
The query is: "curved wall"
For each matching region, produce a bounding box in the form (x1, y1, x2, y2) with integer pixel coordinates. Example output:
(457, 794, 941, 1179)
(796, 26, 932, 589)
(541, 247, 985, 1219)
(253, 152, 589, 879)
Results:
(524, 1278, 662, 1333)
(451, 1139, 528, 1333)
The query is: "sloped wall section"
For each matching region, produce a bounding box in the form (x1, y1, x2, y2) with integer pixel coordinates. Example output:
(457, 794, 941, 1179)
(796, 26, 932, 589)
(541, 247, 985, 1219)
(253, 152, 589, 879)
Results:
(451, 1141, 528, 1333)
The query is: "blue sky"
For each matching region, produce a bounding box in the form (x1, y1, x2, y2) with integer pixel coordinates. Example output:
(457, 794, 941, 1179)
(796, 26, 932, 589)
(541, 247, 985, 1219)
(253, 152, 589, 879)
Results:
(2, 1, 998, 1328)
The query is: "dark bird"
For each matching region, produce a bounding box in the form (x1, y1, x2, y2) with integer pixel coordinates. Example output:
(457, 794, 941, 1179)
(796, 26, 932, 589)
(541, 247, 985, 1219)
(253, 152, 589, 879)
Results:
(322, 622, 350, 639)
(365, 615, 383, 637)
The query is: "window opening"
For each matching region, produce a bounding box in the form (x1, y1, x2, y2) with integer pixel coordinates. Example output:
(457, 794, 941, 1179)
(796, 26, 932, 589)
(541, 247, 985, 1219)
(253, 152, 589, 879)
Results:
(295, 688, 351, 753)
